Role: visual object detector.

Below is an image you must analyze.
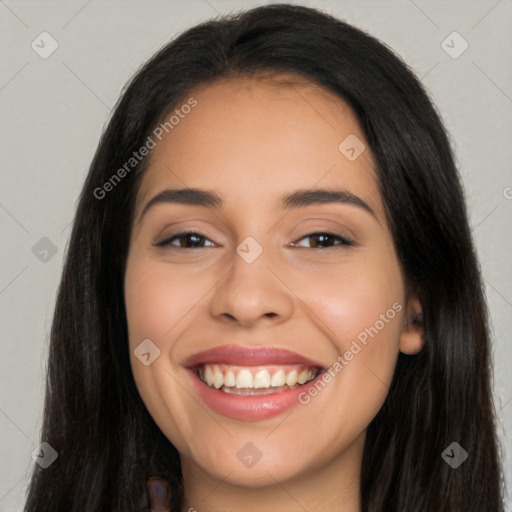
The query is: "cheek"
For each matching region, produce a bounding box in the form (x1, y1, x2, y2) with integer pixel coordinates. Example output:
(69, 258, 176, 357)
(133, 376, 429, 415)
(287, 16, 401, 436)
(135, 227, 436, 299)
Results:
(299, 252, 404, 348)
(293, 255, 404, 424)
(123, 260, 189, 406)
(124, 259, 208, 452)
(124, 260, 207, 344)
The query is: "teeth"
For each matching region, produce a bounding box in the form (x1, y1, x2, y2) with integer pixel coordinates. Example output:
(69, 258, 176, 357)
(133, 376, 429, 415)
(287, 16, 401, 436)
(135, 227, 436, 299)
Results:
(271, 370, 286, 387)
(285, 369, 298, 386)
(212, 365, 223, 389)
(236, 369, 253, 388)
(204, 365, 214, 387)
(254, 370, 271, 388)
(297, 369, 308, 384)
(197, 364, 319, 391)
(224, 369, 236, 387)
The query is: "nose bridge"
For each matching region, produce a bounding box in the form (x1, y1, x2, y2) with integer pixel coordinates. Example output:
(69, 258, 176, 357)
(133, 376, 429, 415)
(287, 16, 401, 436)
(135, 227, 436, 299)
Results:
(210, 234, 293, 325)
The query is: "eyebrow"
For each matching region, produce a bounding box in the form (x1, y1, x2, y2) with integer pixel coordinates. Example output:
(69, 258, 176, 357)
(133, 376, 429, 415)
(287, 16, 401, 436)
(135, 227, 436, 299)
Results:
(137, 187, 377, 223)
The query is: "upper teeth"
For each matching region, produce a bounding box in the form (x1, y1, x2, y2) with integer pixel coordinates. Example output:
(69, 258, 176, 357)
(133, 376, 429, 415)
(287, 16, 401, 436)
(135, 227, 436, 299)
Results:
(198, 364, 319, 390)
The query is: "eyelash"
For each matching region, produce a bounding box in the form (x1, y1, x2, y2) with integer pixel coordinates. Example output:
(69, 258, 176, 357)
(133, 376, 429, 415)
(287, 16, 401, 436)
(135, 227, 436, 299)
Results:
(154, 231, 355, 250)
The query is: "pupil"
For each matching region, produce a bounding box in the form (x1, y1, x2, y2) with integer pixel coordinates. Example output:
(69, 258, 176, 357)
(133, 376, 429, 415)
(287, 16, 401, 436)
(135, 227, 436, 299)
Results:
(185, 234, 202, 247)
(314, 234, 330, 247)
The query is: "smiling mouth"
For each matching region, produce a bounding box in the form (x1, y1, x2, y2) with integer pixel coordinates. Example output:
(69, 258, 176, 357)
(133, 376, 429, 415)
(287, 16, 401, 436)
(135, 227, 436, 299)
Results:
(195, 363, 321, 396)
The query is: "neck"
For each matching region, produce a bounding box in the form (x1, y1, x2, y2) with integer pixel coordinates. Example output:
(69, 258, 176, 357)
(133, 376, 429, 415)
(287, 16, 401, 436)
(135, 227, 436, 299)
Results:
(179, 432, 364, 512)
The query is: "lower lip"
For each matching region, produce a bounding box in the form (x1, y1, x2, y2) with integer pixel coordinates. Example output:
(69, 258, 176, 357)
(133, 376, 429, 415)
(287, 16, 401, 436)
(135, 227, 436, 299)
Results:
(187, 368, 323, 421)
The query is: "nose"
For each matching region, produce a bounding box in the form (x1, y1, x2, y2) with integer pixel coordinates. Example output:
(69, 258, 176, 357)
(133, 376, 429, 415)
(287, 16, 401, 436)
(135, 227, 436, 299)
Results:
(209, 243, 294, 328)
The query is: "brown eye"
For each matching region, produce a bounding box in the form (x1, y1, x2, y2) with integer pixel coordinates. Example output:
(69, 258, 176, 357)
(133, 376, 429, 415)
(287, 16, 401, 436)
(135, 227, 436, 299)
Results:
(292, 232, 354, 249)
(154, 231, 215, 249)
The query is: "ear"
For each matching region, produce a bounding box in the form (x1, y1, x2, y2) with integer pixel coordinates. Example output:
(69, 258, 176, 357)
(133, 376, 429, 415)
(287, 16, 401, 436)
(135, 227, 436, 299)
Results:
(399, 295, 424, 355)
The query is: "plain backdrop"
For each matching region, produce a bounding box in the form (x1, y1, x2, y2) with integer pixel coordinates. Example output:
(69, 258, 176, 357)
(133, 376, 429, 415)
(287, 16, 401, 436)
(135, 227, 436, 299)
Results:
(1, 0, 511, 510)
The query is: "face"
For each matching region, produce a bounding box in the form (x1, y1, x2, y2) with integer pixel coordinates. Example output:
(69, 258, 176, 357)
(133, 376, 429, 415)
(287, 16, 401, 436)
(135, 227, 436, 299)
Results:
(124, 74, 422, 490)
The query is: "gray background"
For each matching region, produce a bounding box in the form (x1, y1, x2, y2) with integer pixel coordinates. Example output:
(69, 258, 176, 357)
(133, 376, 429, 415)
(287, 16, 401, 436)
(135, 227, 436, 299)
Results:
(1, 0, 511, 510)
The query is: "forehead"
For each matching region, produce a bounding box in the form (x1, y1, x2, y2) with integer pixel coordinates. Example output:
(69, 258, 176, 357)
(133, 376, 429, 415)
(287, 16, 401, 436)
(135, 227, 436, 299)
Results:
(135, 73, 383, 220)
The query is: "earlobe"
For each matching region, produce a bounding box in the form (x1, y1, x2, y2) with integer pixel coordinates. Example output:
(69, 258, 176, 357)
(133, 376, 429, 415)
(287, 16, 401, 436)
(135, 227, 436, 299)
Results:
(399, 296, 424, 355)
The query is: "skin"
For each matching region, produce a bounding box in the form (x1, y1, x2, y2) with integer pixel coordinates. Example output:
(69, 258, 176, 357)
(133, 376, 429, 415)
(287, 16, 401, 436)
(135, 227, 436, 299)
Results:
(124, 74, 423, 512)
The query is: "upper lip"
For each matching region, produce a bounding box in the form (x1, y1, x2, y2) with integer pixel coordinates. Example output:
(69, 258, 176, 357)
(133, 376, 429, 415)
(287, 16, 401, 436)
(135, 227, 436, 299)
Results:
(183, 344, 326, 369)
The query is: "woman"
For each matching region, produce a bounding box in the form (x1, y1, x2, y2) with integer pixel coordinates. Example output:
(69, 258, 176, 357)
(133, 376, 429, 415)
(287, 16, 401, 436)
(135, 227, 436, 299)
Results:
(24, 4, 505, 511)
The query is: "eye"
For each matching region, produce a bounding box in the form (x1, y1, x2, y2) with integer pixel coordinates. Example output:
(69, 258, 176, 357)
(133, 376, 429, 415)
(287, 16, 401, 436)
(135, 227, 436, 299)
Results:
(154, 231, 354, 250)
(292, 232, 354, 249)
(154, 231, 215, 249)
